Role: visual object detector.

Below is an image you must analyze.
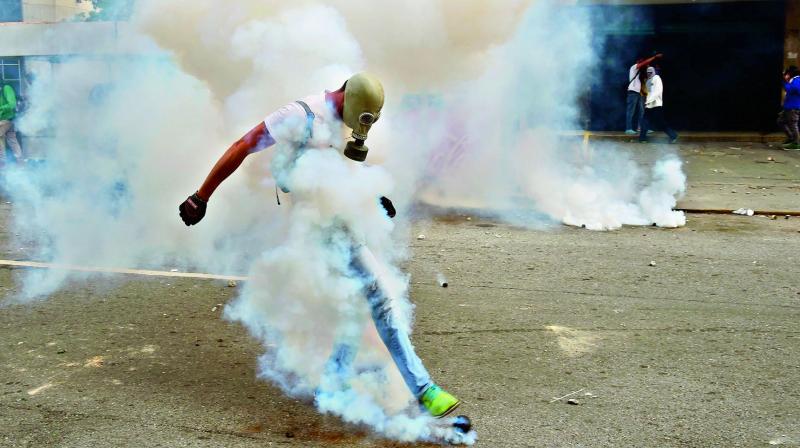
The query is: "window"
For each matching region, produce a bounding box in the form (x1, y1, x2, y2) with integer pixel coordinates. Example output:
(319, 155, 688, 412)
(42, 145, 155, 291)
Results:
(0, 57, 24, 99)
(0, 0, 23, 22)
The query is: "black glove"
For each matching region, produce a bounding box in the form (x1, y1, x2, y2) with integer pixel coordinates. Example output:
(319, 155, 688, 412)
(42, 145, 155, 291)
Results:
(179, 192, 207, 226)
(380, 196, 396, 219)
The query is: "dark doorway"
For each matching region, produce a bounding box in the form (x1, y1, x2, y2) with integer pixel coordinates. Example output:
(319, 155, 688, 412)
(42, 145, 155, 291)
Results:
(587, 1, 786, 132)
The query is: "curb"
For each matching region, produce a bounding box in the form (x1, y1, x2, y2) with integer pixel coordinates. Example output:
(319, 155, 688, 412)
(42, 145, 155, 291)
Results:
(561, 132, 786, 144)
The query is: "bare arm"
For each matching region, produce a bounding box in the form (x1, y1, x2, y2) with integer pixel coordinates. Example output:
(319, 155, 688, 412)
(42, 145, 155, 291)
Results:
(196, 122, 271, 201)
(636, 53, 663, 70)
(179, 122, 272, 226)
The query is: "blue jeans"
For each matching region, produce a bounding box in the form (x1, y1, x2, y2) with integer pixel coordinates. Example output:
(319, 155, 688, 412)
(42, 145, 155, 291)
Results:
(626, 91, 644, 131)
(325, 244, 432, 398)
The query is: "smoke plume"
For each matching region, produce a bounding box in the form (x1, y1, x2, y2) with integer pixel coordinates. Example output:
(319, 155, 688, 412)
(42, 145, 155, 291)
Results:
(2, 0, 686, 442)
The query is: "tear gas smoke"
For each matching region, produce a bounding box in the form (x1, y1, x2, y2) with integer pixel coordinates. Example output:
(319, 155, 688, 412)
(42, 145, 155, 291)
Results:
(386, 2, 687, 230)
(437, 273, 448, 288)
(3, 0, 685, 443)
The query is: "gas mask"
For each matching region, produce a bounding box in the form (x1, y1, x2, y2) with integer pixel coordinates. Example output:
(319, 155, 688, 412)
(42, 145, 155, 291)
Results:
(341, 73, 384, 162)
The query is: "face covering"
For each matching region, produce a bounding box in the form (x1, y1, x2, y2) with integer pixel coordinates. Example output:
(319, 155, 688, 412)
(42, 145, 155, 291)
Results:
(341, 73, 384, 162)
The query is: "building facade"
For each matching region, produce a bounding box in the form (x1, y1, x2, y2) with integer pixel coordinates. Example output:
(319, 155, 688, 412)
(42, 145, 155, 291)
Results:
(23, 0, 94, 22)
(0, 1, 96, 24)
(1, 0, 798, 139)
(0, 0, 141, 157)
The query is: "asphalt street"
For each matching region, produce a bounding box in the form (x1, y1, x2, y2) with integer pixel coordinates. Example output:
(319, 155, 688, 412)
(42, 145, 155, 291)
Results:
(1, 142, 799, 447)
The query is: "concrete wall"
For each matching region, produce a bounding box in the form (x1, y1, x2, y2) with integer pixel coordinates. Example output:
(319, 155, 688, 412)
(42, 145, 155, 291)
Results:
(0, 21, 154, 57)
(22, 0, 94, 22)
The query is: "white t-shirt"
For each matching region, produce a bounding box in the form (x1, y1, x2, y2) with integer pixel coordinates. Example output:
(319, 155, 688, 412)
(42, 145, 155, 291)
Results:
(628, 64, 641, 93)
(645, 75, 663, 108)
(263, 92, 345, 150)
(264, 93, 347, 192)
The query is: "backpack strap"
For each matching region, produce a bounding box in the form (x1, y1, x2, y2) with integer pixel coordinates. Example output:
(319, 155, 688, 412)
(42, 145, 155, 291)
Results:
(295, 100, 315, 145)
(628, 67, 641, 90)
(276, 100, 316, 205)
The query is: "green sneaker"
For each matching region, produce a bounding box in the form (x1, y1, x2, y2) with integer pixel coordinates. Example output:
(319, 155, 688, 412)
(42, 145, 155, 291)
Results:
(419, 384, 461, 418)
(787, 143, 800, 150)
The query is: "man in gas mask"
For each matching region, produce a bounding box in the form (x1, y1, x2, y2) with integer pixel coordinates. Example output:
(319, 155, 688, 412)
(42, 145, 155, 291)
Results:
(178, 73, 462, 419)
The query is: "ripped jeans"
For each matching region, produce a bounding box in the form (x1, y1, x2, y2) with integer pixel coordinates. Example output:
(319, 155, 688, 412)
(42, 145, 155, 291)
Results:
(0, 120, 23, 165)
(323, 244, 432, 399)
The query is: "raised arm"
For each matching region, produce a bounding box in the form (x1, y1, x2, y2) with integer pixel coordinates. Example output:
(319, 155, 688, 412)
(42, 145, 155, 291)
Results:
(636, 53, 663, 70)
(179, 122, 273, 226)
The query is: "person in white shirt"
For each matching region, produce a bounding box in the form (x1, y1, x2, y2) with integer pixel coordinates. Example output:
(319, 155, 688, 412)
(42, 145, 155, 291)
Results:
(625, 53, 661, 135)
(639, 66, 678, 143)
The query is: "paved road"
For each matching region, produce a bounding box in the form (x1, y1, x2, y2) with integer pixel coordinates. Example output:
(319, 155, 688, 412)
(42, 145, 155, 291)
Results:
(676, 141, 800, 212)
(1, 142, 798, 447)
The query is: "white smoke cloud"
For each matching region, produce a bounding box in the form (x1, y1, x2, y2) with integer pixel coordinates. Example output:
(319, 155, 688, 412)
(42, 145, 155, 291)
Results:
(637, 157, 687, 228)
(2, 0, 686, 442)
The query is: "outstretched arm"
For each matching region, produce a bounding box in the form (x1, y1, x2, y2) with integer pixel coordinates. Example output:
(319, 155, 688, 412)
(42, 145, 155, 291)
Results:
(196, 122, 271, 201)
(179, 122, 273, 226)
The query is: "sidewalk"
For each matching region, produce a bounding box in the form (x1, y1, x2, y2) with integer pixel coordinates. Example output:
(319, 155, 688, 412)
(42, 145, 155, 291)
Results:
(674, 142, 800, 213)
(420, 139, 800, 216)
(561, 131, 786, 143)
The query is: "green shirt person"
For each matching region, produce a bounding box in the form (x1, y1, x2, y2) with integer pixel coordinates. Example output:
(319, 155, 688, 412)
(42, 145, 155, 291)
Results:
(0, 84, 17, 121)
(0, 83, 24, 165)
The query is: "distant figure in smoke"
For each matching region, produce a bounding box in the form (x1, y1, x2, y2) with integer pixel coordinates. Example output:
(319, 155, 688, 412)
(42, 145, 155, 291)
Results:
(0, 82, 24, 168)
(639, 66, 678, 144)
(778, 65, 800, 150)
(178, 73, 462, 419)
(625, 53, 661, 135)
